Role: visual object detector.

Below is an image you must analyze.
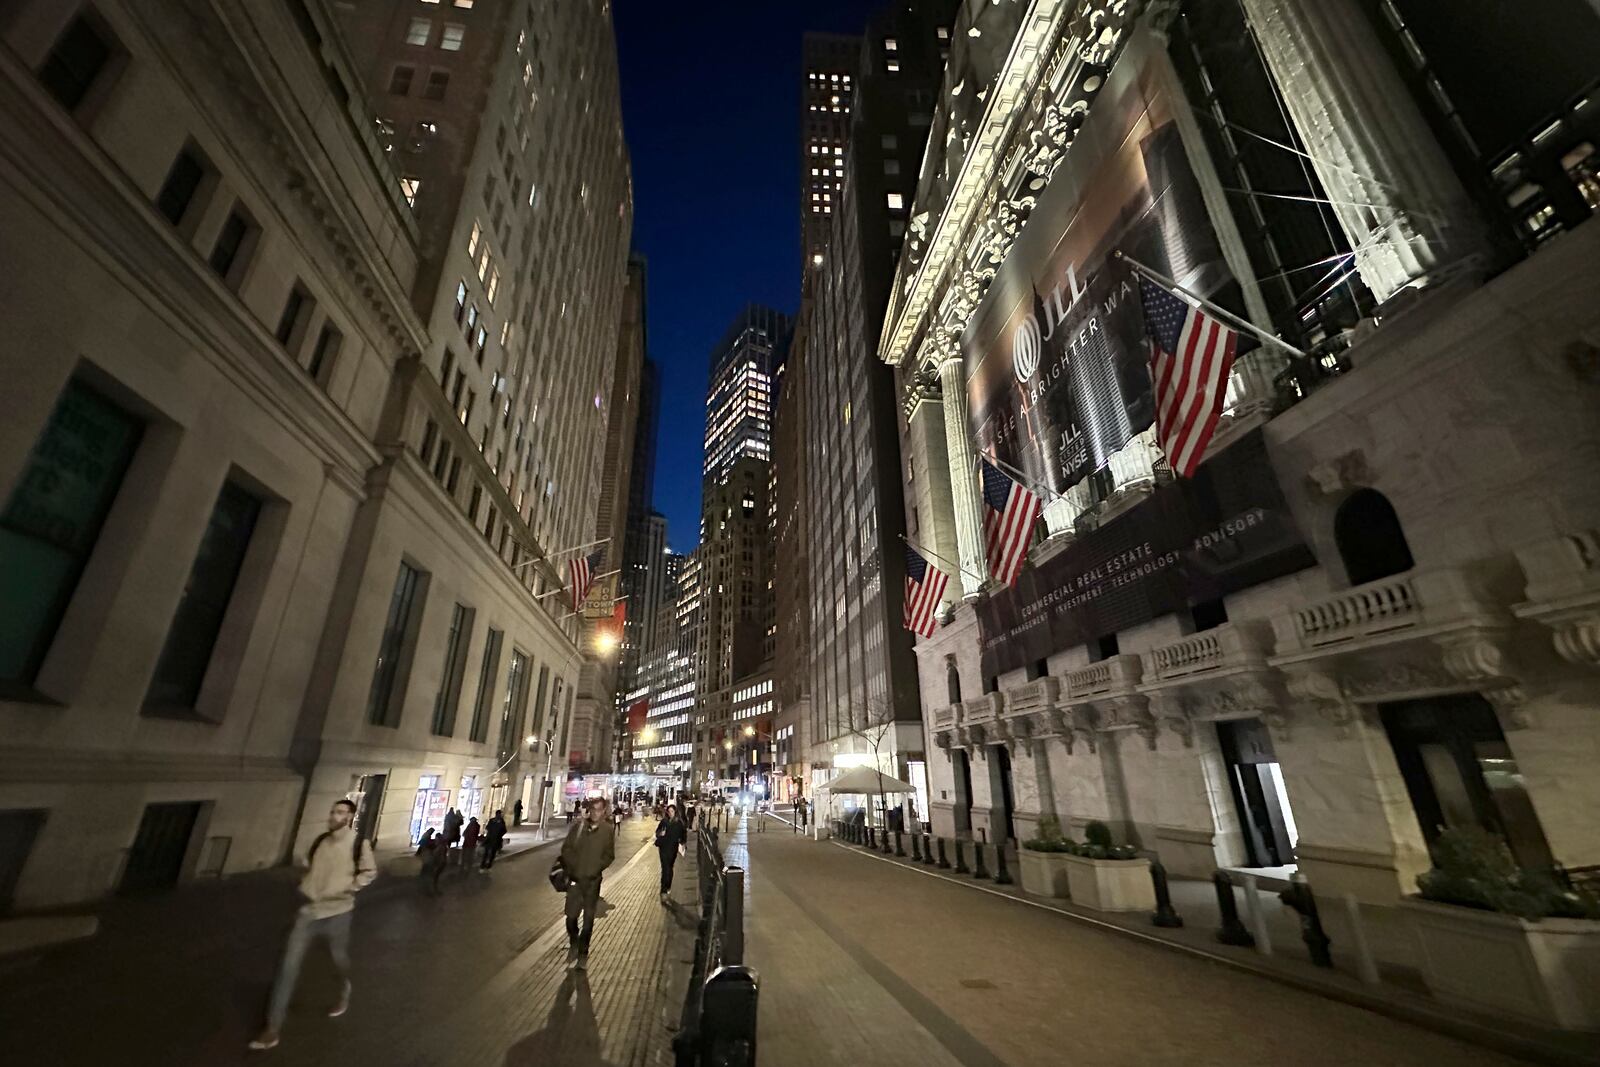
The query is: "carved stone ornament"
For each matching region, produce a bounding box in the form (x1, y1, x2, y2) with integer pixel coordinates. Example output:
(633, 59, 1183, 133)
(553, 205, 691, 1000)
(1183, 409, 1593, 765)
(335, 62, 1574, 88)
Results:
(1148, 693, 1195, 748)
(1284, 667, 1342, 707)
(1551, 614, 1600, 668)
(1340, 660, 1454, 701)
(1305, 450, 1371, 497)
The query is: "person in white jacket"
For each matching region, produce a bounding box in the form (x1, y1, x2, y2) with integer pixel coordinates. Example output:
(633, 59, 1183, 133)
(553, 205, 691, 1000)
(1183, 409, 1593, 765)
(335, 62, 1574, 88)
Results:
(249, 798, 377, 1051)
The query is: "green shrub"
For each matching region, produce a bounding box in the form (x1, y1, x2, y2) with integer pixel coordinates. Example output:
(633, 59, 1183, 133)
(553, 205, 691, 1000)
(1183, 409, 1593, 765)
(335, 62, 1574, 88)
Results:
(1416, 826, 1600, 921)
(1070, 820, 1140, 861)
(1023, 814, 1072, 853)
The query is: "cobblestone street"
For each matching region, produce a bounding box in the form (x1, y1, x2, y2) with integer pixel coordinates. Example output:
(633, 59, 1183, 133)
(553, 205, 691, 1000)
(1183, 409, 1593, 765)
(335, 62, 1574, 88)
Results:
(0, 819, 685, 1067)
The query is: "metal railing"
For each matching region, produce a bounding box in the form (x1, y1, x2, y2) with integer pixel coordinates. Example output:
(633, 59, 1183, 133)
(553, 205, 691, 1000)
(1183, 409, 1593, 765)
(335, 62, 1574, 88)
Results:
(674, 822, 756, 1066)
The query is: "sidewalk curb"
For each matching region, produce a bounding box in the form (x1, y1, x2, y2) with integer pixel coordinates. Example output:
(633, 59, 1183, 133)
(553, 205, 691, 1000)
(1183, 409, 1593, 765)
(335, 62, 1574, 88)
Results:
(826, 838, 1599, 1067)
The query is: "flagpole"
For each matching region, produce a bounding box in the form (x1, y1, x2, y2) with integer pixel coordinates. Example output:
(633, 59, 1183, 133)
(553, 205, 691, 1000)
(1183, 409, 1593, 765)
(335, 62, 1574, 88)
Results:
(557, 595, 630, 623)
(898, 533, 983, 584)
(514, 536, 613, 570)
(1114, 250, 1309, 359)
(978, 449, 1059, 503)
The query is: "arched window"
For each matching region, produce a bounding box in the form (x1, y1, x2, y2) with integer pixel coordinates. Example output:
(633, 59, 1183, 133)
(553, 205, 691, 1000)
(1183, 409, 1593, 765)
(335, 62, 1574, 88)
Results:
(1335, 488, 1415, 585)
(945, 657, 961, 705)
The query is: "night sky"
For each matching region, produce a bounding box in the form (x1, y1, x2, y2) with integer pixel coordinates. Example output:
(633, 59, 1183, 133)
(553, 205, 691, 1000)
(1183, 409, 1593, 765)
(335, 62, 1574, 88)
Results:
(615, 0, 878, 553)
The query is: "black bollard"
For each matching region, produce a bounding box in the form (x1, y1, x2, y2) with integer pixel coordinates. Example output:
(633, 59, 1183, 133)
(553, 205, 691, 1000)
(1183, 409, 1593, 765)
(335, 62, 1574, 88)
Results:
(1279, 875, 1333, 968)
(953, 839, 969, 874)
(1213, 870, 1255, 947)
(881, 826, 892, 854)
(1149, 856, 1183, 928)
(894, 830, 905, 857)
(936, 838, 950, 869)
(911, 832, 922, 862)
(993, 843, 1013, 885)
(972, 842, 990, 880)
(923, 833, 936, 866)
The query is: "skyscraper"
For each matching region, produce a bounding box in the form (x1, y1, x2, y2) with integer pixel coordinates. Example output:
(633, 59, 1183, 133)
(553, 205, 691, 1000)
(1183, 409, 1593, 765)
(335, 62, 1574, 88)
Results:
(800, 5, 956, 800)
(802, 32, 861, 278)
(701, 305, 792, 490)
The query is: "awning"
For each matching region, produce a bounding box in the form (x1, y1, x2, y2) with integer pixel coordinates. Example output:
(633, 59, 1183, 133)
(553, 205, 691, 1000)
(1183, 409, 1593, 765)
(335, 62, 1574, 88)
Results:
(820, 767, 916, 795)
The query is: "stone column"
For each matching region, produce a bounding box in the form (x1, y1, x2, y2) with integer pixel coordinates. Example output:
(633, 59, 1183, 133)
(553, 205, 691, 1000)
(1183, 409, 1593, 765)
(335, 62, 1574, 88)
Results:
(1239, 0, 1488, 302)
(937, 353, 987, 597)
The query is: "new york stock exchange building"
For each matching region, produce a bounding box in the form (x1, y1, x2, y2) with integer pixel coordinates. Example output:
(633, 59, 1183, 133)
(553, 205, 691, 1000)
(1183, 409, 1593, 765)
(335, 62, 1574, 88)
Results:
(877, 0, 1600, 1029)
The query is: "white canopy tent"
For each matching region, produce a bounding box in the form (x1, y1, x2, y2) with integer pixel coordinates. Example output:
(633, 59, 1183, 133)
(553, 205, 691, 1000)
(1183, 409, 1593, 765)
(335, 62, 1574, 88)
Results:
(821, 767, 916, 796)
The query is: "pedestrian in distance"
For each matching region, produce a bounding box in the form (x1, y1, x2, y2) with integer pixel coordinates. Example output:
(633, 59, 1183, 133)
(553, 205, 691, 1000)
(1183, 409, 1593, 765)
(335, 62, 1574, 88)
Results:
(420, 829, 448, 894)
(513, 797, 524, 826)
(442, 807, 463, 867)
(249, 799, 376, 1051)
(481, 809, 508, 869)
(654, 803, 687, 904)
(558, 798, 616, 970)
(461, 816, 481, 871)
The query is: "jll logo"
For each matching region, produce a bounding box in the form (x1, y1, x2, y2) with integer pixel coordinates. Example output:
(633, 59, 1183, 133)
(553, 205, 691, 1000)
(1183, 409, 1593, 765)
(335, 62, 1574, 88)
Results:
(1011, 262, 1090, 384)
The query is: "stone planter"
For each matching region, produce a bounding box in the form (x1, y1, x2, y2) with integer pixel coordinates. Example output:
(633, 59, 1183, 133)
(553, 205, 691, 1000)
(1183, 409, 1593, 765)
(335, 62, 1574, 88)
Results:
(1062, 853, 1155, 912)
(1402, 898, 1600, 1031)
(1018, 848, 1072, 899)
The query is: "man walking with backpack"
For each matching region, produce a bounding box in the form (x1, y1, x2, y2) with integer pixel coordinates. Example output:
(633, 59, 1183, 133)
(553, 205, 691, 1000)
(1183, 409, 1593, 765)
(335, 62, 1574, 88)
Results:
(250, 798, 376, 1051)
(558, 798, 615, 970)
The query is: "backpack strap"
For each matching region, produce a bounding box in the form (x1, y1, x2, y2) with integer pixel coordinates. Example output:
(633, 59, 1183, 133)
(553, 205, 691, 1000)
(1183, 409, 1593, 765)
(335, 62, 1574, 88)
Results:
(308, 830, 333, 865)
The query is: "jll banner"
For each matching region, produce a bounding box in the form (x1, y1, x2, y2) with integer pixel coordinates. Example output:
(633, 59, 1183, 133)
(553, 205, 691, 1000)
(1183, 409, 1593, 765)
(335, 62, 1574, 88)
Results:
(963, 36, 1252, 494)
(975, 430, 1313, 678)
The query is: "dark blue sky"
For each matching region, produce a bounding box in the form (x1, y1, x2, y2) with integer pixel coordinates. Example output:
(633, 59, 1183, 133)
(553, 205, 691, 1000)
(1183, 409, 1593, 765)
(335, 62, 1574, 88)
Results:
(615, 1, 877, 553)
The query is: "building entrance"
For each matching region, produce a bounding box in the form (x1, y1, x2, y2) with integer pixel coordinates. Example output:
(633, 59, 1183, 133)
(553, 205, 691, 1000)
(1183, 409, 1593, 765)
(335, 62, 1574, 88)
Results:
(1217, 719, 1298, 868)
(990, 744, 1017, 844)
(120, 801, 202, 894)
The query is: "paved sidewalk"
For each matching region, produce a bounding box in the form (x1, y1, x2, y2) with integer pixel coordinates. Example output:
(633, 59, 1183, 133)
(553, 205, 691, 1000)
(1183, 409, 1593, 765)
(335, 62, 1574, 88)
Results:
(0, 818, 691, 1066)
(740, 821, 1546, 1067)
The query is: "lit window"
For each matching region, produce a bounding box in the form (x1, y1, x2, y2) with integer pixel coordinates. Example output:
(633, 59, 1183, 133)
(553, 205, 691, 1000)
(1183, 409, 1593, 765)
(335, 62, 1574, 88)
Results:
(453, 0, 473, 6)
(400, 177, 421, 206)
(886, 59, 899, 73)
(884, 37, 898, 52)
(812, 253, 823, 266)
(441, 23, 465, 50)
(886, 192, 904, 210)
(468, 219, 481, 255)
(405, 18, 431, 46)
(487, 266, 500, 305)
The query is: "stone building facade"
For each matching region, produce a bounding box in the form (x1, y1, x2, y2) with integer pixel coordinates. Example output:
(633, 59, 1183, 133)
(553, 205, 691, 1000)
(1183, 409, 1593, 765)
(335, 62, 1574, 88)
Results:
(0, 0, 633, 908)
(883, 0, 1600, 1004)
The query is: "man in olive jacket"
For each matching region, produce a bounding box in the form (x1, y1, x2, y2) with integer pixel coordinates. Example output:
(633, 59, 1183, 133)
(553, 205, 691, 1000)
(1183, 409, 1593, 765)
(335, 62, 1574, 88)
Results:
(559, 797, 616, 969)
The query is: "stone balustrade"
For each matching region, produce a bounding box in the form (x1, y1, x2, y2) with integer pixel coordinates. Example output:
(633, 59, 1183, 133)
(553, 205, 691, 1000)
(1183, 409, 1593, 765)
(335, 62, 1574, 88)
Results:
(1004, 676, 1060, 713)
(1146, 620, 1275, 683)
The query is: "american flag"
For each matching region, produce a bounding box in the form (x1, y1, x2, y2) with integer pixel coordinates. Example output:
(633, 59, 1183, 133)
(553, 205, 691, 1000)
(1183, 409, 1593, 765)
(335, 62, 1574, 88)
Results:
(568, 549, 603, 602)
(980, 458, 1043, 587)
(1138, 274, 1244, 478)
(902, 544, 949, 637)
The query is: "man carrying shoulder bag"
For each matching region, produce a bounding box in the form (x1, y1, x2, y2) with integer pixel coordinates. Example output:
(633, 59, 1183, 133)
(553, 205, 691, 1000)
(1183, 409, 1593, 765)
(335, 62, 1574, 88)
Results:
(554, 797, 615, 970)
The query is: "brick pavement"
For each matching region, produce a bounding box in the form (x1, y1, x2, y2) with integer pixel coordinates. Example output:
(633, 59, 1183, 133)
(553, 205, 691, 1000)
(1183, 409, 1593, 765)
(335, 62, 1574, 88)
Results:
(740, 820, 1544, 1067)
(0, 814, 691, 1067)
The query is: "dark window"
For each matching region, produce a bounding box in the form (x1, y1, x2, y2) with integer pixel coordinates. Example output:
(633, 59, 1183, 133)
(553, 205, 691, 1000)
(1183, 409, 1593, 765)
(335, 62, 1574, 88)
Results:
(207, 207, 253, 280)
(1094, 633, 1120, 661)
(1026, 658, 1049, 681)
(446, 456, 461, 493)
(366, 562, 423, 726)
(388, 65, 415, 95)
(423, 70, 450, 100)
(431, 441, 451, 482)
(275, 286, 310, 346)
(155, 146, 208, 226)
(498, 648, 530, 756)
(0, 380, 142, 687)
(419, 420, 438, 463)
(982, 675, 997, 695)
(468, 628, 504, 743)
(307, 323, 341, 382)
(440, 347, 456, 386)
(1335, 488, 1415, 585)
(429, 603, 472, 736)
(144, 480, 261, 712)
(38, 15, 113, 111)
(1189, 598, 1229, 632)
